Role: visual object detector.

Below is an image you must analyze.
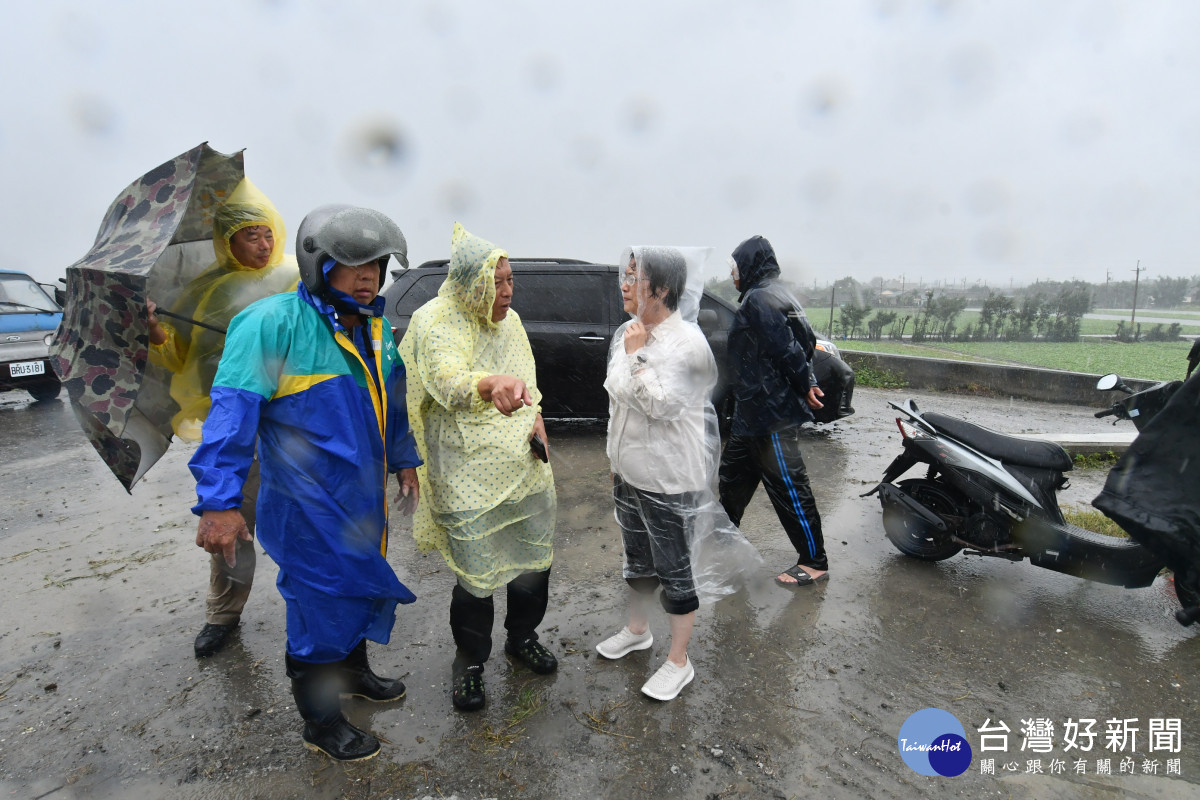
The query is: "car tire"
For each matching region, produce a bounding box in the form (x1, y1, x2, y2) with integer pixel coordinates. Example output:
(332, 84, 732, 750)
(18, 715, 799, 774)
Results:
(28, 382, 62, 402)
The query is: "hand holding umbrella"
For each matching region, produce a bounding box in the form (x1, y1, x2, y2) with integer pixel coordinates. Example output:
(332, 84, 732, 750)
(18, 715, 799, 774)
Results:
(147, 298, 227, 345)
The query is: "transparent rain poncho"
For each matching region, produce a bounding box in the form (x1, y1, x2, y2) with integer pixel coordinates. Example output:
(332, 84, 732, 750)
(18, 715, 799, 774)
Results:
(605, 246, 762, 604)
(148, 179, 298, 439)
(399, 223, 556, 597)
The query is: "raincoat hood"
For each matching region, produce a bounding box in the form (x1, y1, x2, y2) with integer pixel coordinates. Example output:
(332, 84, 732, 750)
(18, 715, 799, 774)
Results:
(618, 245, 710, 324)
(731, 235, 780, 301)
(212, 179, 287, 271)
(439, 223, 508, 328)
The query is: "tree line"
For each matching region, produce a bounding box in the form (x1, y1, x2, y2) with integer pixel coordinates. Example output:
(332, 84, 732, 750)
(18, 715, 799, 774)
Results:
(837, 286, 1092, 342)
(702, 274, 1195, 343)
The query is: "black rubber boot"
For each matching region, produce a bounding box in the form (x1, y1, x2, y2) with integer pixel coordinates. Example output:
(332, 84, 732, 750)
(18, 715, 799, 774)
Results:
(286, 654, 380, 761)
(340, 640, 406, 702)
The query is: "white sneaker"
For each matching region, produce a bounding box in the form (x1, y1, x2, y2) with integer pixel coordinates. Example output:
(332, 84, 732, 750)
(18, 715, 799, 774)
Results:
(595, 626, 654, 659)
(640, 657, 695, 701)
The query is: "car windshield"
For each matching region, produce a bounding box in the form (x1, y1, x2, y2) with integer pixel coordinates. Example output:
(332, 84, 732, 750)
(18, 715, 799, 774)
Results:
(0, 275, 60, 314)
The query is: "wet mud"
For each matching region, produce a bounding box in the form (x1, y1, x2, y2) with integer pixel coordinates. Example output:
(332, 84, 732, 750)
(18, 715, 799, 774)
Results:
(1, 387, 1197, 799)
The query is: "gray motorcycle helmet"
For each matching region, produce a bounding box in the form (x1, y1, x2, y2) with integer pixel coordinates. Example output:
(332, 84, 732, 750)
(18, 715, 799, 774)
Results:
(296, 204, 409, 294)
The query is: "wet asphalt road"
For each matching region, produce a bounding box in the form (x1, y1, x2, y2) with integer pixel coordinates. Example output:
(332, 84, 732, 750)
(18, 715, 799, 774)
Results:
(0, 387, 1197, 800)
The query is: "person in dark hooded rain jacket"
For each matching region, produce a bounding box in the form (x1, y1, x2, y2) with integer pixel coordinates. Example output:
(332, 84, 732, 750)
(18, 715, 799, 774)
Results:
(188, 205, 421, 762)
(718, 235, 830, 587)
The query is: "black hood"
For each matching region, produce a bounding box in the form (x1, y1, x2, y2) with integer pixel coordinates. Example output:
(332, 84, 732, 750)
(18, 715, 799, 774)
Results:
(732, 235, 780, 301)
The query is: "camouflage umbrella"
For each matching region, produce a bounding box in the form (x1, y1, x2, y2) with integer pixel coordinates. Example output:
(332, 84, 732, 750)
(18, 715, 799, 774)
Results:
(51, 143, 245, 491)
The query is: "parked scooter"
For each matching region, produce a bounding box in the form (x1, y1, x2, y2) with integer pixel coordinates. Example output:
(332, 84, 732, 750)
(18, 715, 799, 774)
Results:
(865, 365, 1200, 626)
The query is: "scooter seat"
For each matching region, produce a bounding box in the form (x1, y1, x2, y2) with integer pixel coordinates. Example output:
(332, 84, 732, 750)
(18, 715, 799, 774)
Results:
(922, 412, 1073, 471)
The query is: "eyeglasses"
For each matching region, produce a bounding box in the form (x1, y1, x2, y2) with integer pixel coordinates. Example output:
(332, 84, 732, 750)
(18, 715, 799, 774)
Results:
(620, 274, 650, 287)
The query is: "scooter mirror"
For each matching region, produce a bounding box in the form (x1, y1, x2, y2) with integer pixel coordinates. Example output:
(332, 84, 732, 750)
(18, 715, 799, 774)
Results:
(1096, 373, 1121, 391)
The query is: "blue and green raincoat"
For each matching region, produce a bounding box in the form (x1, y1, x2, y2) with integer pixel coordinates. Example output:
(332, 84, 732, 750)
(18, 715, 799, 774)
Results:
(189, 286, 421, 662)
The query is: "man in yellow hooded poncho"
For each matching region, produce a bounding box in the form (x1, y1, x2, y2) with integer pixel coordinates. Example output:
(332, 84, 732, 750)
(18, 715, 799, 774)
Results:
(147, 178, 299, 658)
(399, 223, 557, 712)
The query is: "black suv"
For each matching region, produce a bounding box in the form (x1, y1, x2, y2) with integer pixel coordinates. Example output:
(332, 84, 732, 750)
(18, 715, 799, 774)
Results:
(382, 259, 854, 423)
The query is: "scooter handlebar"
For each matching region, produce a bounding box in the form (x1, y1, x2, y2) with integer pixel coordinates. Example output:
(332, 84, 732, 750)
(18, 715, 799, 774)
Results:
(1094, 407, 1116, 419)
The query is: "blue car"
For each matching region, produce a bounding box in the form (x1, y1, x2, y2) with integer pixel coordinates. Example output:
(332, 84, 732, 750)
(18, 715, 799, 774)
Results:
(0, 270, 63, 402)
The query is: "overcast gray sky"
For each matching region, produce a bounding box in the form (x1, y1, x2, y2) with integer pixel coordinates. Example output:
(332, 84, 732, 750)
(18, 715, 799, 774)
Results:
(3, 0, 1198, 291)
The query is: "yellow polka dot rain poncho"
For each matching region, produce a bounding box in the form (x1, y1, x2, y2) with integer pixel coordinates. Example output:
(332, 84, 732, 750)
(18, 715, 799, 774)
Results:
(149, 178, 298, 440)
(399, 223, 555, 597)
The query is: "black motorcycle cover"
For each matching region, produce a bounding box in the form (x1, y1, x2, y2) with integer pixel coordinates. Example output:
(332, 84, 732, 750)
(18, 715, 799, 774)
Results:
(1093, 368, 1200, 606)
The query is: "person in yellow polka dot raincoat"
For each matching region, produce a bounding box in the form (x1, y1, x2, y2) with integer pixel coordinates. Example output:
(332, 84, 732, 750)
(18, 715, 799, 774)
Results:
(399, 223, 557, 712)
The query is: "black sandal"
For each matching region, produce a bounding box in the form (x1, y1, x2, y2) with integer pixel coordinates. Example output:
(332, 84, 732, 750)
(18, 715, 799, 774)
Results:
(775, 564, 829, 588)
(504, 637, 558, 675)
(452, 664, 486, 712)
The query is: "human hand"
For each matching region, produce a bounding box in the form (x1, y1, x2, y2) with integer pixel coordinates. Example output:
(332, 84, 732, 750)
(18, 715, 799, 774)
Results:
(624, 321, 648, 354)
(478, 374, 533, 416)
(395, 467, 419, 515)
(196, 508, 251, 567)
(806, 385, 825, 410)
(146, 299, 167, 345)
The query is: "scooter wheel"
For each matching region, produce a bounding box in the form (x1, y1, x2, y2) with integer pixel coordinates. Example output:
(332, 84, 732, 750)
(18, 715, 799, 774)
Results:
(881, 479, 964, 561)
(1175, 606, 1200, 627)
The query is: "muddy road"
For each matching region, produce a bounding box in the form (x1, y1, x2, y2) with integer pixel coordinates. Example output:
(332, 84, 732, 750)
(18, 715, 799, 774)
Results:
(1, 387, 1197, 800)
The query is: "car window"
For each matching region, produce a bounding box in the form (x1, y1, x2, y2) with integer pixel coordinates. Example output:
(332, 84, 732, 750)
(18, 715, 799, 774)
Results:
(512, 272, 609, 325)
(391, 273, 443, 317)
(0, 274, 60, 314)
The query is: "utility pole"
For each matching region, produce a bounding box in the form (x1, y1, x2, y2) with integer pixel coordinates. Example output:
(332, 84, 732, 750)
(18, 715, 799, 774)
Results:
(828, 286, 836, 338)
(1105, 270, 1111, 308)
(1131, 260, 1145, 328)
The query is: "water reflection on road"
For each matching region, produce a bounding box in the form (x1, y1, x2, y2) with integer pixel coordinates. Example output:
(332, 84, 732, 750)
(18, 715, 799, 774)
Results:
(1, 390, 1197, 799)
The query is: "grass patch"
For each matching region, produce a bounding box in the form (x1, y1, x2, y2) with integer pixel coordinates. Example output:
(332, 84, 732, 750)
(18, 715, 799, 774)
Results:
(506, 683, 547, 727)
(1061, 506, 1129, 538)
(844, 339, 1192, 382)
(1095, 307, 1200, 320)
(452, 682, 547, 755)
(570, 698, 637, 739)
(853, 362, 909, 389)
(843, 340, 999, 362)
(1072, 451, 1121, 470)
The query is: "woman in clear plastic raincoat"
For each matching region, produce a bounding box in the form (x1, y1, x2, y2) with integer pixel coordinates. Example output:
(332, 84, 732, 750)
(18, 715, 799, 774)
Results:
(399, 223, 557, 712)
(595, 246, 761, 702)
(146, 178, 298, 658)
(148, 178, 299, 441)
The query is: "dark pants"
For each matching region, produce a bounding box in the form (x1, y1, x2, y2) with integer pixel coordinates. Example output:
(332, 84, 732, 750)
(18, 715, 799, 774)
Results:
(719, 426, 828, 572)
(449, 569, 551, 665)
(612, 475, 701, 615)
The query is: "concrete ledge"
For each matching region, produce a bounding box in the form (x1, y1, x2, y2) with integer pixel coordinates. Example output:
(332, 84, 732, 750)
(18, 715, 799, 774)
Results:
(841, 349, 1158, 407)
(1024, 432, 1137, 456)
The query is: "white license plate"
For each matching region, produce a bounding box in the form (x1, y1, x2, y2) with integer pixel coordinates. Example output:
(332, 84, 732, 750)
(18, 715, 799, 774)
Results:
(8, 360, 45, 378)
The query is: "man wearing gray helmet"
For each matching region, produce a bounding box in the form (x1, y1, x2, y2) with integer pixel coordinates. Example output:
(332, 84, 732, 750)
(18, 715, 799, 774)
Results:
(188, 205, 422, 762)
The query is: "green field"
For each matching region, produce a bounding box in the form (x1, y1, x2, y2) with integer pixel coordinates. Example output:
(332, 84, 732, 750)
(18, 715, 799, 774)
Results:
(1094, 307, 1200, 320)
(842, 339, 1194, 382)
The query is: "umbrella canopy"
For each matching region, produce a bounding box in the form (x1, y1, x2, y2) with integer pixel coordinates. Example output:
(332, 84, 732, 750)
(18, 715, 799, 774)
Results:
(52, 143, 245, 491)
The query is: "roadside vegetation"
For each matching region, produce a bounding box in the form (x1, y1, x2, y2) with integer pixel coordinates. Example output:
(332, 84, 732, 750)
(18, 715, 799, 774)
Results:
(1061, 506, 1129, 539)
(852, 362, 909, 389)
(703, 274, 1198, 382)
(1071, 451, 1121, 470)
(844, 339, 1192, 382)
